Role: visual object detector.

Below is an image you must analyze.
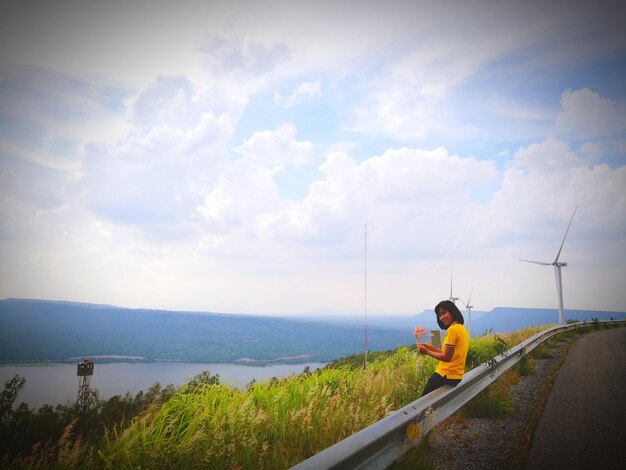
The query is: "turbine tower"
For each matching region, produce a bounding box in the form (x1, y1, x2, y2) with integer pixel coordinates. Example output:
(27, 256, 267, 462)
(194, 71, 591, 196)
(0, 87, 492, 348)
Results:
(461, 288, 474, 338)
(449, 262, 459, 305)
(520, 206, 578, 325)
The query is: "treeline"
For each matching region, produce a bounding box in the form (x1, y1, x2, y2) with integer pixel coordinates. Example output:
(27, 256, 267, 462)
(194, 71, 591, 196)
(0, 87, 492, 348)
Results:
(0, 371, 220, 463)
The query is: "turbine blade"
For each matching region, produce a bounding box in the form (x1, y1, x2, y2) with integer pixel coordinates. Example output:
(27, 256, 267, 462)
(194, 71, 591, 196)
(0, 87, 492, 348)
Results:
(554, 205, 578, 264)
(467, 287, 474, 305)
(520, 259, 552, 266)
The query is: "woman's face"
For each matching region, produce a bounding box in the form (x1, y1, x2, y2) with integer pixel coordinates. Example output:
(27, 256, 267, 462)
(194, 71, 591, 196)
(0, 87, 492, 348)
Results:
(438, 308, 453, 327)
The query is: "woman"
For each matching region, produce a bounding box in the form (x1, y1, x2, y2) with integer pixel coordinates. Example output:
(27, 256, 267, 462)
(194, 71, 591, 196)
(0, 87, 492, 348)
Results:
(415, 300, 469, 397)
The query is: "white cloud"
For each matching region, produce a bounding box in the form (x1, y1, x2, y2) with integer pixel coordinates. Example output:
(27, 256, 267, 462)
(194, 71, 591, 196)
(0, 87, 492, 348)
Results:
(131, 75, 198, 133)
(196, 158, 281, 236)
(488, 94, 555, 122)
(513, 136, 582, 173)
(256, 147, 498, 253)
(579, 141, 604, 166)
(233, 123, 313, 169)
(274, 80, 322, 108)
(556, 88, 626, 140)
(342, 6, 548, 142)
(345, 38, 508, 141)
(0, 66, 129, 171)
(196, 33, 291, 78)
(78, 77, 236, 239)
(466, 137, 626, 255)
(194, 123, 316, 241)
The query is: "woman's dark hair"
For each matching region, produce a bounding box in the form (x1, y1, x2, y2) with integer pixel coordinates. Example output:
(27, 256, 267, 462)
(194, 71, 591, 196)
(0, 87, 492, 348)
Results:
(434, 300, 464, 329)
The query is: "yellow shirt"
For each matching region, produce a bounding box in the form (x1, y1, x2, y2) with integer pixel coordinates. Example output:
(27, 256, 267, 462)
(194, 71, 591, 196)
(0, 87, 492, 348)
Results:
(435, 323, 469, 379)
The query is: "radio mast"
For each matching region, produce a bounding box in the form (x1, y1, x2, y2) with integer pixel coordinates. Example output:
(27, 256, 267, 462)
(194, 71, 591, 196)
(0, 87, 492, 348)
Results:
(364, 224, 368, 369)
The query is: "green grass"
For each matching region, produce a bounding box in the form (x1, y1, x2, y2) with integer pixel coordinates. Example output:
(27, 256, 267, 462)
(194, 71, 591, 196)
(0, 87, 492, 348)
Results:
(6, 327, 551, 469)
(460, 381, 514, 419)
(513, 354, 536, 377)
(94, 349, 438, 469)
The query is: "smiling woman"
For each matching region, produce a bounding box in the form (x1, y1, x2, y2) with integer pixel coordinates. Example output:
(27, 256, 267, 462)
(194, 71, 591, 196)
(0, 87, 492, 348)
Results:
(416, 300, 470, 397)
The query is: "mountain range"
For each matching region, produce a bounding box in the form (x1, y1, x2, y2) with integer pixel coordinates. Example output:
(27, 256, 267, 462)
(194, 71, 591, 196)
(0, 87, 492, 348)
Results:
(297, 306, 624, 333)
(1, 298, 623, 365)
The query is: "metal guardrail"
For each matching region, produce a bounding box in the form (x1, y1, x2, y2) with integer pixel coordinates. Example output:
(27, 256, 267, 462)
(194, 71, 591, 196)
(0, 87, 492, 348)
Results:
(290, 320, 626, 470)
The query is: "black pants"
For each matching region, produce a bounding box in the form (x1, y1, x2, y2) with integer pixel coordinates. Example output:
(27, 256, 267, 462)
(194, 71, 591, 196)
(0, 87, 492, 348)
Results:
(421, 372, 461, 397)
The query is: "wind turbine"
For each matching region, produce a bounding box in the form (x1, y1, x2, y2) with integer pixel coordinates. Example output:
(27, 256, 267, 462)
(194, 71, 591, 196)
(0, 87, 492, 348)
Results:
(449, 262, 459, 305)
(520, 206, 578, 325)
(460, 287, 474, 337)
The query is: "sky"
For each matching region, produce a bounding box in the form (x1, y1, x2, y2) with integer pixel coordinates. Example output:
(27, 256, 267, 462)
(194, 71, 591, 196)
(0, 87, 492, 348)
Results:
(1, 0, 625, 316)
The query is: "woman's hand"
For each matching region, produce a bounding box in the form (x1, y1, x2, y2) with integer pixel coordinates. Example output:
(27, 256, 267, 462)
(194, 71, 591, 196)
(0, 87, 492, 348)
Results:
(418, 343, 454, 362)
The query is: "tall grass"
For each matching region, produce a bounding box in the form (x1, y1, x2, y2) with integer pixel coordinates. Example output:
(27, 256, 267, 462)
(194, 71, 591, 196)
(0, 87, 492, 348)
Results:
(10, 326, 548, 469)
(93, 348, 437, 469)
(465, 325, 549, 369)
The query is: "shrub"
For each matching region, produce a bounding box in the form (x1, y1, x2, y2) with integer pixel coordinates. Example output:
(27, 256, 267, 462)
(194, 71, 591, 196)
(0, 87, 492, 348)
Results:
(460, 381, 513, 419)
(513, 354, 536, 377)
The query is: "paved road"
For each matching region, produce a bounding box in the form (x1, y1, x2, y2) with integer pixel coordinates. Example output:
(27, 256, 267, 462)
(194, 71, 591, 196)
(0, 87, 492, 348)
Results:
(525, 327, 626, 470)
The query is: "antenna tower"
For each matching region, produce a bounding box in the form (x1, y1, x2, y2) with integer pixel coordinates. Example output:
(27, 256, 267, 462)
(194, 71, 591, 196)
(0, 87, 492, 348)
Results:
(76, 359, 94, 417)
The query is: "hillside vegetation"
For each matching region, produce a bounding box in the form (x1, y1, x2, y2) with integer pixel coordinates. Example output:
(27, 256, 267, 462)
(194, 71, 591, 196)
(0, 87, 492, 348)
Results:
(3, 298, 623, 366)
(0, 299, 409, 364)
(1, 325, 557, 469)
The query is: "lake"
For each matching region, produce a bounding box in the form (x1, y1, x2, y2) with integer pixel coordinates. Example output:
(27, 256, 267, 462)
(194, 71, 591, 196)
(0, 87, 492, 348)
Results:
(0, 361, 326, 408)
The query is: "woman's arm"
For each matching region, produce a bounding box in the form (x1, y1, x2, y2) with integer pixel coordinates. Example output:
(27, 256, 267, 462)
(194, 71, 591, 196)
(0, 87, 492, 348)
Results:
(418, 343, 455, 362)
(418, 343, 441, 353)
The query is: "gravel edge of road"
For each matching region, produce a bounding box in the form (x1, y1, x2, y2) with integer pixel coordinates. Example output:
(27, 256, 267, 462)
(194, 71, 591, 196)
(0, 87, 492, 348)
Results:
(422, 332, 578, 470)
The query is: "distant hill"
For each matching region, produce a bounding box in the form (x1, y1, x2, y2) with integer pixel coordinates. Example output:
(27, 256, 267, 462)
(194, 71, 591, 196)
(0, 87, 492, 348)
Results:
(2, 299, 623, 365)
(471, 307, 625, 335)
(411, 306, 624, 336)
(0, 298, 412, 364)
(296, 306, 625, 337)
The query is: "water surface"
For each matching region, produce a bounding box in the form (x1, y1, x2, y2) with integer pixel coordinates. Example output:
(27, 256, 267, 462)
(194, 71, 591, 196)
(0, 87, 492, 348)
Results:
(0, 362, 325, 408)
